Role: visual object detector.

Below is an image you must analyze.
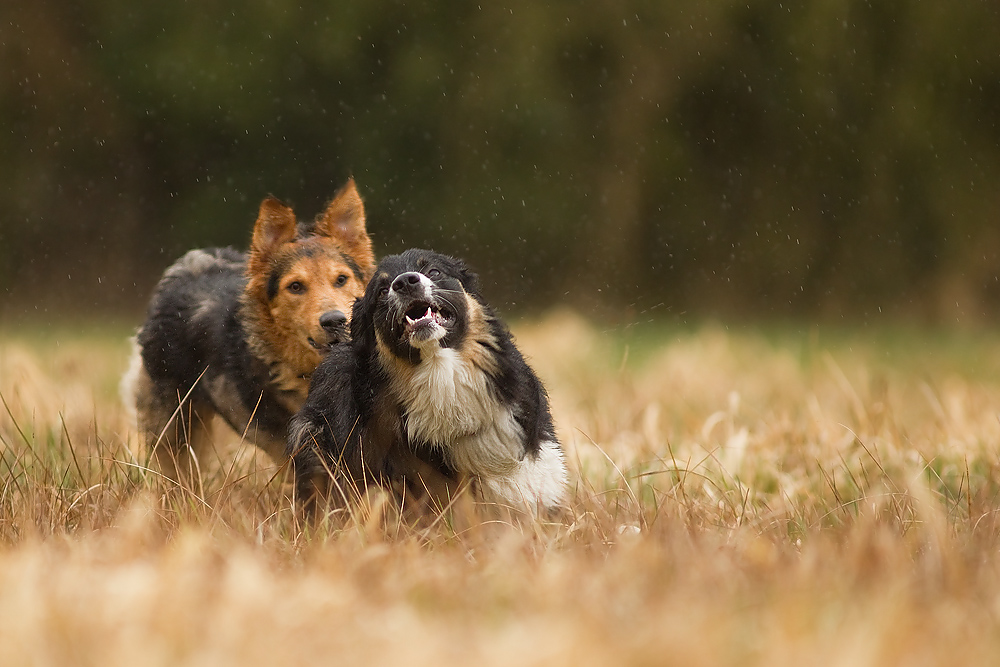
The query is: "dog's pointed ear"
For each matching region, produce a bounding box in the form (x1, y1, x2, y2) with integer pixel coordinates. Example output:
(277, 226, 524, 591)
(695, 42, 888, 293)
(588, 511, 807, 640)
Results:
(316, 179, 375, 277)
(250, 196, 297, 263)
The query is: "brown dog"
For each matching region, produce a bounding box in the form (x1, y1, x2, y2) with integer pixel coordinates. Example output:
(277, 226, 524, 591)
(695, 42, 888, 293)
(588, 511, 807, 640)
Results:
(123, 180, 375, 481)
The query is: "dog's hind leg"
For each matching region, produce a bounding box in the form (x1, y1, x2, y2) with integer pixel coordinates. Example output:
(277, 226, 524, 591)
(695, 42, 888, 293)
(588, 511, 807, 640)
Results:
(148, 401, 217, 492)
(158, 398, 216, 492)
(131, 364, 217, 490)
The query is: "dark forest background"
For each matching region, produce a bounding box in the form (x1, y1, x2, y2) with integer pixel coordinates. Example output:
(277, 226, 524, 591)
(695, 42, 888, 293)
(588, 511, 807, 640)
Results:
(2, 1, 1000, 324)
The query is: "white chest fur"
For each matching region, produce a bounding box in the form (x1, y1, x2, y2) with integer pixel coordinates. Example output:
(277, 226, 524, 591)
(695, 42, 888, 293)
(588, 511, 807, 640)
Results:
(391, 347, 525, 475)
(383, 341, 568, 512)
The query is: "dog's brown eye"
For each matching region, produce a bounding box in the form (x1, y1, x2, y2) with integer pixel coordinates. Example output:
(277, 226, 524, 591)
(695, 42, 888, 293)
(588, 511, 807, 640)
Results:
(286, 281, 306, 294)
(427, 268, 441, 279)
(334, 274, 348, 287)
(378, 285, 389, 297)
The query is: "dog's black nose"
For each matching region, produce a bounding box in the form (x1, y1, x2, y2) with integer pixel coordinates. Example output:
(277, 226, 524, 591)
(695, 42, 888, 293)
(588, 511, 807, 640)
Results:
(391, 272, 423, 293)
(319, 310, 347, 334)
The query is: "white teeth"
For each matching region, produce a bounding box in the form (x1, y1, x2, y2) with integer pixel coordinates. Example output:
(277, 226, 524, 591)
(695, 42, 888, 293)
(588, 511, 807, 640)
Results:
(405, 307, 436, 326)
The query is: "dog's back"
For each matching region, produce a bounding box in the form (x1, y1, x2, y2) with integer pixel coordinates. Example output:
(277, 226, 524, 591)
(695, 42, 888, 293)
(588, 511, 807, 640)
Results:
(138, 247, 248, 403)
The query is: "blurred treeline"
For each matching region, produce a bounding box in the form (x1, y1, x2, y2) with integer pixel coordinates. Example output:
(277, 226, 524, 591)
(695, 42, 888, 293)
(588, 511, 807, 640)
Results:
(2, 1, 999, 323)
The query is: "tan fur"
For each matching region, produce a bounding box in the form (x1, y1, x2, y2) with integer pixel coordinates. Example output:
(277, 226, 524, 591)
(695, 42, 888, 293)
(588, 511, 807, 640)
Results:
(242, 180, 375, 408)
(457, 296, 500, 376)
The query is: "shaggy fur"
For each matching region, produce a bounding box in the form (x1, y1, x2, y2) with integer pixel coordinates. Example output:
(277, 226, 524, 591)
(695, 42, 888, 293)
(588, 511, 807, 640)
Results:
(288, 249, 567, 514)
(123, 180, 375, 480)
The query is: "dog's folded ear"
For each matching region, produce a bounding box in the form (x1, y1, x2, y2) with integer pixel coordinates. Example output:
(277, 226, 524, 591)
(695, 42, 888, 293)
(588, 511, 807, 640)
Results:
(455, 257, 481, 296)
(316, 178, 375, 278)
(249, 196, 298, 266)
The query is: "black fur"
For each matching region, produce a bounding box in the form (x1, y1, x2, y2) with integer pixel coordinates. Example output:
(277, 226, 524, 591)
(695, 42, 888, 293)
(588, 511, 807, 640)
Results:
(289, 249, 566, 512)
(287, 343, 434, 502)
(128, 180, 374, 481)
(136, 248, 299, 456)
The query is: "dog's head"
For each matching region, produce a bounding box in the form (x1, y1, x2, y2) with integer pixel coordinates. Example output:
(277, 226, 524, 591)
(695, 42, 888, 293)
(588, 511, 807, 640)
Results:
(243, 179, 376, 382)
(354, 249, 485, 364)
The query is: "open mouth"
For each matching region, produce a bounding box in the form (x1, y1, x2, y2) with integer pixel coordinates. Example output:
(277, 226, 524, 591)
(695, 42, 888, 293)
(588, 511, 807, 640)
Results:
(403, 300, 453, 332)
(307, 336, 340, 351)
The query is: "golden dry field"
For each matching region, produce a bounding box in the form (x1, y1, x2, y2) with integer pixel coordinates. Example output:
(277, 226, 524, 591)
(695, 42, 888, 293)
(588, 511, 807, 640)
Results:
(3, 311, 1000, 665)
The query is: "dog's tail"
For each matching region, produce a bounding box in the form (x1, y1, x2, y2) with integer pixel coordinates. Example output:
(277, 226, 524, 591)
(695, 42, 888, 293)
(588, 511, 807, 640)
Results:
(119, 335, 143, 432)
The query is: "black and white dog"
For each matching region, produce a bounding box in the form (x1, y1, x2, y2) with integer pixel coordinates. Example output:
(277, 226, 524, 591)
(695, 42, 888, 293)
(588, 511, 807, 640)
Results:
(288, 249, 567, 514)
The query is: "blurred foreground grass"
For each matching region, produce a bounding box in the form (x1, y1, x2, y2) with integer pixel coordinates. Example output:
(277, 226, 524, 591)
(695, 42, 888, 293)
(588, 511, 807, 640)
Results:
(2, 312, 1000, 665)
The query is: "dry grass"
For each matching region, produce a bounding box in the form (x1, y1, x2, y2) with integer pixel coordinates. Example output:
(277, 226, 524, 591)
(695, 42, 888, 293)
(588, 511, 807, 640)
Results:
(3, 312, 1000, 665)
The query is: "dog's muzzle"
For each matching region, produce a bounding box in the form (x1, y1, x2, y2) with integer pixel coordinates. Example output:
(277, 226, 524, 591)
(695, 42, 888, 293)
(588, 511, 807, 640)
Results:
(309, 309, 349, 349)
(390, 272, 450, 344)
(391, 272, 432, 299)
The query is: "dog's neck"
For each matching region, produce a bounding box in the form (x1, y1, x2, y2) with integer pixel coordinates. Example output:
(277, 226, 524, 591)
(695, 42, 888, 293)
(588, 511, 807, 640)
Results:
(238, 300, 313, 412)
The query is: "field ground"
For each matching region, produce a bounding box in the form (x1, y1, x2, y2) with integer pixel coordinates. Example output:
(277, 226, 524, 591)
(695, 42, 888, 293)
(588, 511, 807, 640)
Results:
(3, 312, 1000, 665)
